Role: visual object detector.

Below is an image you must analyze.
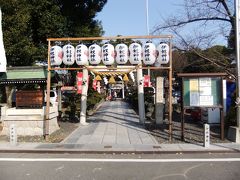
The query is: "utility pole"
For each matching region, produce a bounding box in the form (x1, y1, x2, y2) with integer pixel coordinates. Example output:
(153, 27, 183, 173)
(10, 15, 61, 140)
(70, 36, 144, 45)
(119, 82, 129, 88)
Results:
(145, 0, 149, 36)
(229, 0, 240, 142)
(236, 0, 240, 128)
(145, 0, 151, 84)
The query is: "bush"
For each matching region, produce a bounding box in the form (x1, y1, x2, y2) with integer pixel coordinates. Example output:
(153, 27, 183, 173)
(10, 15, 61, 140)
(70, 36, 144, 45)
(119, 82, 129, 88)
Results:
(87, 88, 106, 111)
(125, 87, 138, 110)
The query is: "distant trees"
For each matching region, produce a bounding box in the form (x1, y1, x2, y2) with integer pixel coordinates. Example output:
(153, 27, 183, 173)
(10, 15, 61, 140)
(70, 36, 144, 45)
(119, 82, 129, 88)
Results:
(153, 0, 236, 78)
(0, 0, 107, 66)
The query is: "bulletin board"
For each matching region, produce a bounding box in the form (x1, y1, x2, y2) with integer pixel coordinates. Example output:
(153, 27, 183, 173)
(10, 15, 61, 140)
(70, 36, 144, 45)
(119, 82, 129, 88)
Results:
(183, 77, 222, 107)
(178, 73, 226, 141)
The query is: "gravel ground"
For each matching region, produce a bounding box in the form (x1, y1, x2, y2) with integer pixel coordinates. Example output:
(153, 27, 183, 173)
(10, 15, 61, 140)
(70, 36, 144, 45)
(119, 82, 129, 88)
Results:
(145, 111, 231, 144)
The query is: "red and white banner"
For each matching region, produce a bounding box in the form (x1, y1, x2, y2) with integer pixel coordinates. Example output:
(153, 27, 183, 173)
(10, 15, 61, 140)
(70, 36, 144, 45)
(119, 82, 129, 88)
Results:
(92, 79, 97, 91)
(144, 75, 151, 87)
(77, 72, 83, 94)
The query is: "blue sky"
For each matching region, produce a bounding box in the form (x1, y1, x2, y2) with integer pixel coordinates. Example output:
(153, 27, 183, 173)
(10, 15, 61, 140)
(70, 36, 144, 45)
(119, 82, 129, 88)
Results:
(96, 0, 183, 36)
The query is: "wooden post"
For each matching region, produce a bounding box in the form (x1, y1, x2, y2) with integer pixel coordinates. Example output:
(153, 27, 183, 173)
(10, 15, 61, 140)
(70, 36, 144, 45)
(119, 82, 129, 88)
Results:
(44, 70, 51, 140)
(220, 108, 224, 140)
(181, 78, 185, 141)
(220, 77, 225, 140)
(45, 40, 51, 140)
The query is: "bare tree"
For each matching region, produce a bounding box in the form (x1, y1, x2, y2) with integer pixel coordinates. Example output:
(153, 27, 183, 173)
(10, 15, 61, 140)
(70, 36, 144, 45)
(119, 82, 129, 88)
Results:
(153, 0, 236, 78)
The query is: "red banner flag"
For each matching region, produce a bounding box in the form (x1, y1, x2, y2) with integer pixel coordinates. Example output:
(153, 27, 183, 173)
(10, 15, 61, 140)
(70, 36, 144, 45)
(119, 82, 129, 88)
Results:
(144, 75, 151, 87)
(92, 79, 97, 90)
(77, 72, 83, 94)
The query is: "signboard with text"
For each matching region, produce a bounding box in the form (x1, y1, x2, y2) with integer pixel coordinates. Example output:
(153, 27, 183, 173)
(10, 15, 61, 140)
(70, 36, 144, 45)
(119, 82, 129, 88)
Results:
(183, 77, 222, 107)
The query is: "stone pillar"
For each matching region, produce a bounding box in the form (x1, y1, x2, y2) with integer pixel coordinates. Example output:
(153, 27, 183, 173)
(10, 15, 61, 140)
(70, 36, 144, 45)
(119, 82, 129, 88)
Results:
(155, 77, 164, 125)
(57, 86, 62, 111)
(80, 67, 89, 125)
(203, 124, 210, 147)
(137, 66, 145, 124)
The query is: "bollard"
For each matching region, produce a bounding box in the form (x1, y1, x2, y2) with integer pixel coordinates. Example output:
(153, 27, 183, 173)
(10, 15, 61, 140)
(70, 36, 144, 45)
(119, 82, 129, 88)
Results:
(10, 124, 17, 146)
(204, 124, 210, 148)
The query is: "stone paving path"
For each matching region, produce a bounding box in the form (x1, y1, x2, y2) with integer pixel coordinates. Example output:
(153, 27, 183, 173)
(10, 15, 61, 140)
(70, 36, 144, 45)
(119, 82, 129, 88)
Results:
(63, 100, 158, 145)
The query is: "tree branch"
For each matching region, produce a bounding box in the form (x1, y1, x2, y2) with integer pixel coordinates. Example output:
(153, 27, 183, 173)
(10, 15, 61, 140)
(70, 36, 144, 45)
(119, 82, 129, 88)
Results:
(191, 49, 236, 79)
(220, 0, 233, 18)
(154, 17, 231, 32)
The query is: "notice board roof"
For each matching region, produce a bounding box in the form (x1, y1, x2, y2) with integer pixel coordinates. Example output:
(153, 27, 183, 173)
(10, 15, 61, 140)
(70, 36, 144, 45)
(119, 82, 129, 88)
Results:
(178, 73, 227, 78)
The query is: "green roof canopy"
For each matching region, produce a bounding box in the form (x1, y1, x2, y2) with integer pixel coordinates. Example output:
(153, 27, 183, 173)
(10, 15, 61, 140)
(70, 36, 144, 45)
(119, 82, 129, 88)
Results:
(0, 66, 48, 84)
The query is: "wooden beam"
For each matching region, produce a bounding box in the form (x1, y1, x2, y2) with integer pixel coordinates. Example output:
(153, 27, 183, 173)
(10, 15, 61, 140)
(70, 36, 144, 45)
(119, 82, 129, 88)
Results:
(47, 35, 173, 42)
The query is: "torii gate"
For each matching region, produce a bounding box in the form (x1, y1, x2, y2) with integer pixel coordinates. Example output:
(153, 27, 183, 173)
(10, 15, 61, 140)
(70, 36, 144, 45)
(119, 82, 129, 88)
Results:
(45, 35, 173, 140)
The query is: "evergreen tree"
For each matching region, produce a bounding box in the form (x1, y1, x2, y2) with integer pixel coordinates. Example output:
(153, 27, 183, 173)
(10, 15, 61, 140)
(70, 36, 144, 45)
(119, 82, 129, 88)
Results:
(0, 0, 107, 66)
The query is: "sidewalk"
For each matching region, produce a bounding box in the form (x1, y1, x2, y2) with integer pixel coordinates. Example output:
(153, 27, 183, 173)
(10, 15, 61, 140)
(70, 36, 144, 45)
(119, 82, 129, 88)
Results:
(0, 101, 239, 153)
(0, 142, 239, 153)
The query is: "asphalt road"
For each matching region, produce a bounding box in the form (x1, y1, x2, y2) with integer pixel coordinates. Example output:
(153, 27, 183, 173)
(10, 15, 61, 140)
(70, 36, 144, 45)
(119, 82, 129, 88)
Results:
(0, 153, 240, 180)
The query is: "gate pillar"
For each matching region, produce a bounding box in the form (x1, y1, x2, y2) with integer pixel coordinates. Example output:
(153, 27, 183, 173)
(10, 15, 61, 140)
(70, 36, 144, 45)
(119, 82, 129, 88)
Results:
(137, 65, 145, 124)
(80, 67, 89, 125)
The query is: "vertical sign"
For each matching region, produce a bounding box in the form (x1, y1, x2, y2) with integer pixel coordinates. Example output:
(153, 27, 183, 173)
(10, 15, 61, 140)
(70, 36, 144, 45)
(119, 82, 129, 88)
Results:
(156, 77, 164, 103)
(10, 124, 17, 146)
(155, 76, 164, 125)
(77, 72, 83, 94)
(204, 124, 210, 147)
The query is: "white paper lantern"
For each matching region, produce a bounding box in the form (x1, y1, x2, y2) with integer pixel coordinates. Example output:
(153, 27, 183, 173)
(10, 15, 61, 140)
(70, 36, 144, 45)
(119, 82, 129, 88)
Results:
(89, 44, 101, 65)
(115, 43, 128, 64)
(75, 44, 88, 65)
(50, 45, 63, 66)
(102, 43, 115, 65)
(129, 42, 142, 64)
(62, 44, 75, 65)
(143, 42, 156, 65)
(156, 43, 169, 64)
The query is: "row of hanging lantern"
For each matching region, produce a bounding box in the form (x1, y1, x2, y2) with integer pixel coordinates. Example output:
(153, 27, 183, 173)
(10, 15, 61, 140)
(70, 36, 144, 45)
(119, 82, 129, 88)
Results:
(50, 42, 170, 66)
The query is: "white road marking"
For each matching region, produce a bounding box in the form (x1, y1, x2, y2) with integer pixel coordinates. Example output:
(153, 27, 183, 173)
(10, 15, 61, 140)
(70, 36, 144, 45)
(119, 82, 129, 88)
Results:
(55, 165, 64, 171)
(0, 158, 240, 162)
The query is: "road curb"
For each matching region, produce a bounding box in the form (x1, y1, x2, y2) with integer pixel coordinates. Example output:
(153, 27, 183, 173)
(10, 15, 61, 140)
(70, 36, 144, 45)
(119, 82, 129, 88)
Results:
(0, 148, 238, 154)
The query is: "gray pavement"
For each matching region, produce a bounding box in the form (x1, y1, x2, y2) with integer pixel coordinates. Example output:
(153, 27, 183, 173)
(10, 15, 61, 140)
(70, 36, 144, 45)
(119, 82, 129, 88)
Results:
(0, 100, 240, 153)
(62, 100, 158, 145)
